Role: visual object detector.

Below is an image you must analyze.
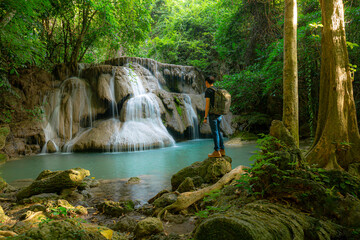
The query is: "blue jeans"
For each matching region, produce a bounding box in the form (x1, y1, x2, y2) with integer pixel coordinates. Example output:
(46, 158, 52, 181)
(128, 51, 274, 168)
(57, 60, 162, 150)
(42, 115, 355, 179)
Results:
(209, 115, 224, 151)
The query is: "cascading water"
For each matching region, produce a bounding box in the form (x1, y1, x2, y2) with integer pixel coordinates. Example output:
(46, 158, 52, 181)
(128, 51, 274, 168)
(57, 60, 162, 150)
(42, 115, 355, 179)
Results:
(42, 77, 94, 152)
(184, 94, 199, 139)
(110, 67, 175, 151)
(41, 57, 211, 153)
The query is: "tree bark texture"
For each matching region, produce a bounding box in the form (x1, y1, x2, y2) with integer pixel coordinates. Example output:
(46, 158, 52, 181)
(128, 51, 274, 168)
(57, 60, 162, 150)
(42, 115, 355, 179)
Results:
(283, 0, 299, 147)
(306, 0, 360, 170)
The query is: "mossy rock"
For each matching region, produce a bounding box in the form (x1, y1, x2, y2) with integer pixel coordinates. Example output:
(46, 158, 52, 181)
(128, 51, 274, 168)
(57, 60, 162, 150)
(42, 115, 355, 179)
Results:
(16, 168, 90, 200)
(134, 217, 164, 238)
(0, 153, 8, 164)
(97, 200, 134, 217)
(113, 215, 137, 232)
(153, 193, 178, 208)
(171, 156, 232, 190)
(0, 126, 10, 149)
(24, 219, 126, 240)
(193, 201, 341, 240)
(0, 177, 8, 192)
(176, 177, 195, 193)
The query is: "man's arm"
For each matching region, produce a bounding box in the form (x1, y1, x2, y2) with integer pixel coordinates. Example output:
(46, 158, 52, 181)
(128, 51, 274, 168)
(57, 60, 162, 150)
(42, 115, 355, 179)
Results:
(204, 98, 210, 123)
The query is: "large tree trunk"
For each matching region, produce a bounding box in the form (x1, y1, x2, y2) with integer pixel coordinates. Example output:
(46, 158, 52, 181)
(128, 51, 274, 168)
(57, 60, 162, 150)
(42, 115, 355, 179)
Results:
(305, 0, 360, 170)
(283, 0, 299, 147)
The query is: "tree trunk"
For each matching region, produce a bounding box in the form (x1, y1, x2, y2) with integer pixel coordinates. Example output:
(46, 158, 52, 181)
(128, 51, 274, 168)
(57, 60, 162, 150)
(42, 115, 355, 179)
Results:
(305, 0, 360, 170)
(283, 0, 299, 147)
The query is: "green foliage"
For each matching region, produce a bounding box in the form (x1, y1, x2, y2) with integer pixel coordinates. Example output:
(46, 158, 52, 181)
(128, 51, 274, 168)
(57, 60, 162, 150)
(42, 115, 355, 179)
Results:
(174, 96, 182, 116)
(50, 206, 68, 217)
(25, 106, 45, 122)
(195, 190, 230, 219)
(0, 109, 14, 123)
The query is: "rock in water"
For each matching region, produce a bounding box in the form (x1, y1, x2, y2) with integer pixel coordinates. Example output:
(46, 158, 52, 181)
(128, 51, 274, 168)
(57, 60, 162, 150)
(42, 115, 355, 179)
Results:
(16, 168, 90, 200)
(171, 156, 232, 190)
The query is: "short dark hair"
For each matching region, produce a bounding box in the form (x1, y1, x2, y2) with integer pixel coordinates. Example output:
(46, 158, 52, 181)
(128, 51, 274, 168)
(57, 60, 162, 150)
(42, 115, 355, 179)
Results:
(205, 76, 216, 84)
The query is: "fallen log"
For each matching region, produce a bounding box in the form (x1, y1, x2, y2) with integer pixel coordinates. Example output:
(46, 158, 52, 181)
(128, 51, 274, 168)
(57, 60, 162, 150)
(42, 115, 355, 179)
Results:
(157, 165, 248, 219)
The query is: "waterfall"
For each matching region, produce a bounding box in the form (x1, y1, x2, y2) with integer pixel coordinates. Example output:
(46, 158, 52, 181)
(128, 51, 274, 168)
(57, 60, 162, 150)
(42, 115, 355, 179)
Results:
(184, 95, 199, 139)
(42, 77, 94, 152)
(110, 67, 175, 151)
(109, 67, 118, 118)
(41, 57, 208, 153)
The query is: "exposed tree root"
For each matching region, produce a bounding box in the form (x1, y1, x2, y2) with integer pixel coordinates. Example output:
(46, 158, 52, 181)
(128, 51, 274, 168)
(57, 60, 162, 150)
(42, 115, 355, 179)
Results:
(157, 165, 248, 219)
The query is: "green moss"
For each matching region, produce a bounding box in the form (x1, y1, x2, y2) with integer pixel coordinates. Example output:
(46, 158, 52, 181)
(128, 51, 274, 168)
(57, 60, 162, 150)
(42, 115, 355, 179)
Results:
(176, 105, 182, 116)
(173, 96, 183, 116)
(0, 153, 7, 164)
(0, 126, 10, 149)
(231, 131, 259, 141)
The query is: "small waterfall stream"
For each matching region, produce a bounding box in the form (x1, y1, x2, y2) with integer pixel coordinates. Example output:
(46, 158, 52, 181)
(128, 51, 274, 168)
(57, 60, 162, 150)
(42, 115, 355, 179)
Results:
(109, 67, 175, 151)
(184, 94, 199, 139)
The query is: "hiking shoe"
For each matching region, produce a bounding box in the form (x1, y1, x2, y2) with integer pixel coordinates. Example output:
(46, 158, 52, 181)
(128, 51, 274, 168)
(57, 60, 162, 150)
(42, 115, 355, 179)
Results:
(208, 151, 222, 158)
(220, 149, 226, 156)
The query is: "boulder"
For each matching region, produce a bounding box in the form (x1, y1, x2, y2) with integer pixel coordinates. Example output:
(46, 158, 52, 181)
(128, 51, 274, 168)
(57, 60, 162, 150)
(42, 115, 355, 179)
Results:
(127, 177, 141, 184)
(134, 217, 164, 239)
(176, 177, 196, 193)
(193, 201, 341, 240)
(46, 140, 57, 153)
(0, 126, 10, 149)
(171, 156, 232, 191)
(113, 215, 137, 232)
(153, 193, 178, 208)
(0, 177, 8, 192)
(96, 200, 134, 217)
(16, 168, 90, 200)
(25, 219, 124, 240)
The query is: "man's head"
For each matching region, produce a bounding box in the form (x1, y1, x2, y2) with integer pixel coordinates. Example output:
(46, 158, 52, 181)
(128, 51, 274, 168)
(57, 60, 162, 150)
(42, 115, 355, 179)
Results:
(205, 76, 216, 88)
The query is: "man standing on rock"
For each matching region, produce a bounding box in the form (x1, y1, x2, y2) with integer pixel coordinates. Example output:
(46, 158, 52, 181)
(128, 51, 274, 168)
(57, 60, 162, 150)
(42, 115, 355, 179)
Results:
(203, 76, 225, 158)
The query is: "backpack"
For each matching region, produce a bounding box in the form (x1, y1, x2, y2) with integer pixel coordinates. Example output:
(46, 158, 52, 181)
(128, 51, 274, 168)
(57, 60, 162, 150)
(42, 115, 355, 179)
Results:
(209, 86, 231, 115)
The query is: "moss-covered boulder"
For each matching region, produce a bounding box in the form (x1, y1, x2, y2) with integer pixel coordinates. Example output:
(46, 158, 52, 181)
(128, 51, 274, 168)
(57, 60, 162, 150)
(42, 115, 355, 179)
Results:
(96, 200, 134, 217)
(0, 153, 7, 164)
(153, 193, 178, 208)
(193, 201, 341, 240)
(23, 219, 126, 240)
(176, 177, 195, 193)
(16, 168, 90, 200)
(0, 126, 10, 149)
(113, 215, 137, 233)
(0, 177, 8, 192)
(134, 217, 164, 239)
(171, 156, 232, 190)
(126, 177, 141, 184)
